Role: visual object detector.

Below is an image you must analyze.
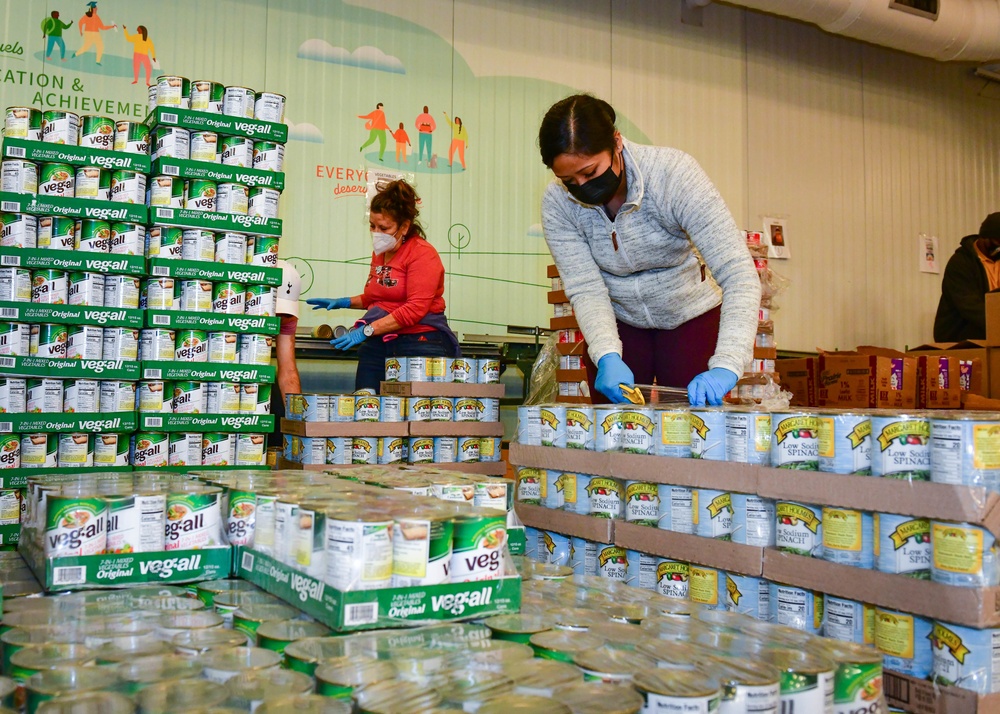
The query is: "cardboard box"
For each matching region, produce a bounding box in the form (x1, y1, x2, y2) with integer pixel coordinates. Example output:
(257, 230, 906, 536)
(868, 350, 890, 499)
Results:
(613, 452, 763, 492)
(277, 455, 506, 476)
(555, 342, 587, 356)
(547, 290, 568, 305)
(549, 316, 579, 331)
(547, 264, 560, 279)
(817, 347, 917, 409)
(987, 292, 1000, 346)
(885, 670, 1000, 714)
(753, 347, 778, 360)
(764, 550, 1000, 628)
(379, 382, 505, 399)
(615, 522, 764, 576)
(908, 341, 988, 398)
(556, 369, 588, 383)
(756, 469, 1000, 537)
(281, 419, 408, 438)
(509, 444, 613, 477)
(408, 421, 505, 438)
(776, 357, 816, 407)
(514, 503, 615, 544)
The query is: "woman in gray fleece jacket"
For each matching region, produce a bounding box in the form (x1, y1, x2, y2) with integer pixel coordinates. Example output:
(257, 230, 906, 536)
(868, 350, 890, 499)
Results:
(538, 95, 760, 406)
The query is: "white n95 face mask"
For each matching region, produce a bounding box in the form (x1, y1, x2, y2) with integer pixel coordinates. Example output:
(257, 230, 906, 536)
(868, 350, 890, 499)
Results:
(372, 232, 397, 255)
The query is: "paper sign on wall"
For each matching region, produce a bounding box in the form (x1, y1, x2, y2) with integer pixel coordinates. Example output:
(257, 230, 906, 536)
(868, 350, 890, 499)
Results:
(763, 217, 789, 259)
(919, 233, 939, 274)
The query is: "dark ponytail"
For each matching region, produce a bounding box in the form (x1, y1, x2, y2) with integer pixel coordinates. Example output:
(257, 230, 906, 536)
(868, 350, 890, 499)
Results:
(538, 94, 617, 168)
(369, 179, 426, 239)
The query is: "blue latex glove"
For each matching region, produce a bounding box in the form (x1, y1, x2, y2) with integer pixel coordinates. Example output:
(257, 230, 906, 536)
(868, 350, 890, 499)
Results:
(688, 368, 739, 407)
(595, 354, 635, 404)
(330, 328, 368, 351)
(307, 297, 351, 310)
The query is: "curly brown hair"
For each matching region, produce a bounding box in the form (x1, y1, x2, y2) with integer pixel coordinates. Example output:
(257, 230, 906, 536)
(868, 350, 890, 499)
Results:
(369, 179, 426, 239)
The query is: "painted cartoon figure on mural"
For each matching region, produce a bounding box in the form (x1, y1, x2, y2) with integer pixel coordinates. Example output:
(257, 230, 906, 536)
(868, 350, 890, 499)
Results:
(41, 12, 73, 61)
(359, 102, 390, 161)
(392, 122, 411, 164)
(122, 25, 155, 85)
(75, 1, 116, 65)
(415, 106, 435, 164)
(444, 111, 468, 170)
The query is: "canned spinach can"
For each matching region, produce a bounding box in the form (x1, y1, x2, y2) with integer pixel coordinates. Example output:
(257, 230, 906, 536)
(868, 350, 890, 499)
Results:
(433, 436, 457, 463)
(212, 281, 245, 314)
(355, 394, 381, 422)
(0, 267, 32, 302)
(74, 166, 110, 201)
(875, 607, 933, 677)
(821, 508, 874, 568)
(930, 620, 999, 694)
(75, 219, 111, 253)
(875, 512, 931, 578)
(0, 213, 37, 249)
(103, 276, 140, 309)
(689, 408, 726, 461)
(220, 136, 253, 167)
(776, 501, 824, 557)
(110, 169, 146, 204)
(216, 183, 249, 215)
(457, 436, 480, 463)
(175, 330, 208, 362)
(41, 110, 79, 144)
(770, 411, 820, 469)
(768, 583, 824, 635)
(78, 114, 115, 150)
(5, 106, 42, 140)
(189, 131, 219, 163)
(871, 412, 931, 480)
(38, 216, 75, 250)
(109, 222, 141, 255)
(931, 520, 1000, 587)
(191, 80, 225, 113)
(408, 437, 434, 464)
(38, 162, 74, 197)
(67, 272, 105, 307)
(179, 279, 213, 312)
(931, 414, 1000, 490)
(186, 179, 217, 212)
(248, 187, 279, 219)
(249, 235, 279, 267)
(352, 437, 377, 464)
(252, 141, 284, 172)
(384, 357, 407, 382)
(0, 159, 37, 194)
(817, 412, 872, 475)
(149, 175, 185, 207)
(429, 397, 454, 422)
(114, 120, 150, 154)
(244, 284, 276, 316)
(724, 409, 772, 465)
(823, 594, 874, 644)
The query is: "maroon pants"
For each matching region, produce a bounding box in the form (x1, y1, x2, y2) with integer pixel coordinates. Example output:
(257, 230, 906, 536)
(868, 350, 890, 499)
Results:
(585, 306, 721, 393)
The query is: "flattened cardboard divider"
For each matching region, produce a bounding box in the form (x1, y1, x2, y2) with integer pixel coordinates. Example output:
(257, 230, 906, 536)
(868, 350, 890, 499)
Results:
(277, 456, 506, 476)
(613, 452, 760, 492)
(408, 422, 505, 438)
(510, 444, 612, 477)
(281, 419, 408, 438)
(885, 670, 1000, 714)
(514, 503, 615, 544)
(615, 522, 764, 577)
(546, 264, 560, 279)
(547, 290, 568, 304)
(379, 382, 506, 399)
(550, 317, 579, 331)
(763, 550, 1000, 628)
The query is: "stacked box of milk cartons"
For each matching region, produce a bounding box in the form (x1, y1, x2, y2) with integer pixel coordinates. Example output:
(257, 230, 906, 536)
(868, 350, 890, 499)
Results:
(134, 77, 288, 470)
(0, 104, 154, 548)
(547, 264, 591, 403)
(730, 231, 777, 403)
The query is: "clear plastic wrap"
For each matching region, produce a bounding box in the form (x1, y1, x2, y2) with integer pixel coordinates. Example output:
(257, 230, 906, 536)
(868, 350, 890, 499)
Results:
(524, 333, 560, 406)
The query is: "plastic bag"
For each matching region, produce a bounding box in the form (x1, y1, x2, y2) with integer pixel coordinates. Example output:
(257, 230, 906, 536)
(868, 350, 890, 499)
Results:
(524, 333, 560, 406)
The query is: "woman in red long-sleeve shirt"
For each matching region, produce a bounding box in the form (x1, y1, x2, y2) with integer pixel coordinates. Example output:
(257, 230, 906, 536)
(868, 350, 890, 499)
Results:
(308, 180, 460, 391)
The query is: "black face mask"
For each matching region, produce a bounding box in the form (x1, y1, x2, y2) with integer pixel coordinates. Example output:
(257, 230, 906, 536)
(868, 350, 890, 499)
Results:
(564, 152, 622, 206)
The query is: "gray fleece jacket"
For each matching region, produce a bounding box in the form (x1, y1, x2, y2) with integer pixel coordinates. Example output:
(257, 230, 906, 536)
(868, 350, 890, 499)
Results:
(541, 139, 761, 377)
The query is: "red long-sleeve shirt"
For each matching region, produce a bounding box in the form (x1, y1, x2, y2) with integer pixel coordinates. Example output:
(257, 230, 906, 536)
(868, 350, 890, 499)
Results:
(362, 236, 446, 334)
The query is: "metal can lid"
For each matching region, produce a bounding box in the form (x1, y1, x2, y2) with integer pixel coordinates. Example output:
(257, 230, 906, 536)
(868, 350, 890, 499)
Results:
(436, 669, 516, 706)
(158, 610, 224, 631)
(94, 634, 173, 663)
(172, 627, 250, 656)
(117, 653, 203, 684)
(36, 691, 135, 714)
(315, 656, 397, 689)
(10, 642, 94, 670)
(233, 603, 300, 623)
(354, 679, 443, 713)
(198, 646, 282, 673)
(636, 638, 707, 667)
(633, 668, 722, 699)
(448, 639, 535, 672)
(554, 681, 645, 714)
(26, 664, 119, 697)
(809, 639, 883, 666)
(758, 647, 835, 676)
(226, 666, 314, 700)
(572, 647, 656, 677)
(213, 590, 281, 609)
(501, 657, 581, 690)
(587, 621, 644, 647)
(709, 655, 782, 688)
(529, 630, 604, 655)
(484, 614, 554, 636)
(138, 678, 229, 713)
(548, 607, 609, 632)
(478, 695, 571, 714)
(283, 636, 355, 665)
(256, 618, 331, 644)
(256, 695, 352, 714)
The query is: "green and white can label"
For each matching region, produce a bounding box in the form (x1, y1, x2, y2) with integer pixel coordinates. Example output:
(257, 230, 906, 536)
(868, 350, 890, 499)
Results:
(215, 232, 248, 264)
(21, 433, 56, 467)
(207, 382, 241, 414)
(143, 279, 176, 311)
(75, 219, 112, 252)
(220, 136, 252, 166)
(147, 225, 183, 259)
(31, 269, 68, 304)
(252, 141, 285, 172)
(238, 334, 273, 365)
(216, 183, 249, 216)
(99, 381, 135, 412)
(1, 159, 37, 194)
(243, 285, 275, 317)
(63, 378, 99, 413)
(254, 91, 285, 123)
(131, 432, 168, 468)
(225, 488, 256, 547)
(324, 514, 394, 590)
(240, 383, 271, 414)
(0, 213, 37, 249)
(68, 271, 105, 307)
(172, 381, 206, 414)
(149, 176, 185, 208)
(202, 433, 235, 466)
(74, 166, 110, 201)
(451, 512, 507, 582)
(0, 488, 20, 523)
(223, 86, 255, 118)
(0, 323, 29, 356)
(207, 332, 238, 364)
(778, 670, 827, 714)
(874, 512, 931, 577)
(79, 114, 114, 149)
(185, 179, 217, 212)
(38, 216, 75, 250)
(0, 377, 26, 414)
(109, 222, 141, 255)
(138, 380, 170, 412)
(32, 323, 68, 358)
(39, 162, 74, 197)
(392, 516, 454, 587)
(0, 267, 32, 302)
(0, 435, 20, 469)
(102, 327, 139, 360)
(4, 107, 42, 140)
(94, 433, 130, 467)
(235, 433, 266, 466)
(114, 120, 150, 154)
(176, 329, 209, 362)
(248, 235, 279, 268)
(155, 75, 190, 107)
(182, 229, 216, 262)
(45, 494, 107, 557)
(151, 126, 190, 162)
(191, 80, 225, 113)
(190, 131, 218, 163)
(110, 170, 146, 204)
(776, 501, 823, 557)
(770, 412, 820, 470)
(104, 275, 140, 309)
(165, 491, 223, 550)
(26, 376, 63, 412)
(870, 414, 931, 480)
(248, 187, 279, 219)
(212, 282, 245, 315)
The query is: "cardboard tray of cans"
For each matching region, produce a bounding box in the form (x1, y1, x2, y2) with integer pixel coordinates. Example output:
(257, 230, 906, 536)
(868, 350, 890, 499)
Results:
(885, 670, 1000, 714)
(141, 362, 276, 384)
(281, 418, 408, 439)
(764, 549, 1000, 629)
(0, 412, 137, 435)
(146, 258, 283, 286)
(275, 456, 507, 476)
(2, 137, 153, 173)
(407, 422, 505, 438)
(146, 106, 289, 142)
(0, 247, 146, 275)
(235, 547, 521, 633)
(138, 413, 275, 433)
(0, 190, 147, 224)
(0, 356, 141, 381)
(148, 206, 282, 237)
(514, 502, 614, 545)
(19, 538, 232, 591)
(0, 301, 145, 328)
(616, 521, 765, 577)
(144, 310, 280, 334)
(0, 466, 132, 489)
(380, 381, 505, 399)
(151, 157, 286, 192)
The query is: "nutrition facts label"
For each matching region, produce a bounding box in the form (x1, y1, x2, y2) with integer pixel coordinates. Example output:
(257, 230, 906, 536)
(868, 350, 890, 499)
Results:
(930, 421, 963, 483)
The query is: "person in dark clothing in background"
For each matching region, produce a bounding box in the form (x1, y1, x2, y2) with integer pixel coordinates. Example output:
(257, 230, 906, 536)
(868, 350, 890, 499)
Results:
(935, 213, 1000, 342)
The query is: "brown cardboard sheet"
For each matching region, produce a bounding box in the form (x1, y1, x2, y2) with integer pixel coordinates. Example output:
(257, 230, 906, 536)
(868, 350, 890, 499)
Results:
(614, 521, 764, 576)
(379, 382, 506, 398)
(514, 503, 615, 544)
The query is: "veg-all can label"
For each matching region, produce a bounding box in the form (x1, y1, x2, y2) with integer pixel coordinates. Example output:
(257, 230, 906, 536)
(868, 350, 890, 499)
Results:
(32, 269, 67, 304)
(212, 282, 245, 315)
(32, 324, 67, 358)
(143, 279, 175, 311)
(63, 379, 99, 413)
(818, 413, 872, 475)
(239, 334, 273, 366)
(656, 559, 689, 600)
(206, 382, 241, 414)
(216, 183, 249, 216)
(254, 91, 286, 122)
(874, 512, 931, 578)
(731, 493, 775, 547)
(191, 80, 225, 113)
(41, 110, 79, 144)
(94, 433, 129, 467)
(74, 166, 110, 200)
(770, 583, 823, 635)
(149, 176, 184, 207)
(252, 141, 285, 172)
(930, 621, 1000, 694)
(102, 327, 139, 360)
(0, 376, 26, 414)
(240, 383, 271, 415)
(223, 86, 255, 118)
(190, 131, 219, 163)
(776, 501, 823, 557)
(583, 476, 623, 518)
(202, 433, 234, 466)
(248, 187, 279, 219)
(165, 491, 223, 550)
(236, 433, 266, 466)
(871, 414, 931, 480)
(131, 432, 168, 467)
(21, 433, 56, 467)
(690, 408, 726, 461)
(38, 162, 74, 196)
(931, 521, 1000, 587)
(875, 608, 933, 678)
(0, 267, 32, 301)
(625, 481, 660, 526)
(114, 121, 150, 154)
(151, 126, 190, 162)
(185, 179, 217, 211)
(693, 489, 733, 540)
(26, 376, 62, 411)
(172, 381, 205, 413)
(156, 76, 190, 107)
(770, 412, 820, 469)
(0, 323, 29, 356)
(38, 215, 75, 250)
(176, 330, 208, 362)
(242, 285, 275, 317)
(0, 435, 20, 469)
(99, 381, 135, 412)
(0, 159, 37, 194)
(325, 513, 394, 590)
(5, 107, 42, 140)
(110, 170, 146, 204)
(45, 494, 107, 557)
(182, 229, 215, 262)
(220, 135, 252, 166)
(725, 410, 772, 465)
(103, 276, 140, 309)
(0, 213, 37, 249)
(68, 272, 105, 307)
(109, 222, 141, 255)
(75, 219, 111, 252)
(724, 573, 771, 620)
(148, 225, 184, 260)
(392, 515, 454, 587)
